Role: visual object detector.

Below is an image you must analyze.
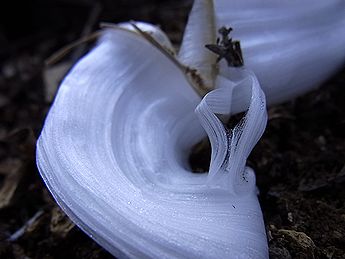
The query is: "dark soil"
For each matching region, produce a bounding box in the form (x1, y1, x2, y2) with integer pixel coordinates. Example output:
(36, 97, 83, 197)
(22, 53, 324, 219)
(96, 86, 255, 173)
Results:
(0, 1, 344, 258)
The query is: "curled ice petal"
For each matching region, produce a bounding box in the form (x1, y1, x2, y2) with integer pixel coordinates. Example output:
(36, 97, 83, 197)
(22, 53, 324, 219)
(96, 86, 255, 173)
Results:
(36, 1, 345, 257)
(215, 0, 345, 108)
(196, 70, 267, 194)
(37, 28, 268, 258)
(180, 0, 345, 110)
(179, 0, 217, 92)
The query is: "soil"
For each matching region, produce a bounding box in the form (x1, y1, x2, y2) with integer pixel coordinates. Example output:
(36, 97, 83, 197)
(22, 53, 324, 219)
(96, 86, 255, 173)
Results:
(0, 1, 344, 258)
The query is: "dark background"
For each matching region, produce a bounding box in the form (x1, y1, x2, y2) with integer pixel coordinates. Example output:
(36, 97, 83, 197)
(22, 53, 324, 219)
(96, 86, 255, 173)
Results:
(0, 0, 344, 258)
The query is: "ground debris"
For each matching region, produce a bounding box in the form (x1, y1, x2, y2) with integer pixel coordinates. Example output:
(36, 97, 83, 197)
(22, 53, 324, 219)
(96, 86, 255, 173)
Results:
(269, 246, 292, 259)
(278, 229, 316, 254)
(7, 210, 44, 242)
(43, 62, 73, 102)
(0, 159, 23, 209)
(50, 206, 75, 238)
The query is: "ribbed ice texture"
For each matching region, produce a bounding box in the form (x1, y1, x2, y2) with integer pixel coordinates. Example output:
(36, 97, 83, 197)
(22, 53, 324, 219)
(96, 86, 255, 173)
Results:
(180, 0, 345, 112)
(36, 1, 345, 257)
(196, 72, 267, 194)
(36, 29, 268, 258)
(179, 0, 217, 90)
(214, 0, 345, 110)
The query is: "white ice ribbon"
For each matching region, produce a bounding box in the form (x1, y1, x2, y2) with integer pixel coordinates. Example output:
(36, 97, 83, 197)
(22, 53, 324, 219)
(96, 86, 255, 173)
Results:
(36, 0, 345, 258)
